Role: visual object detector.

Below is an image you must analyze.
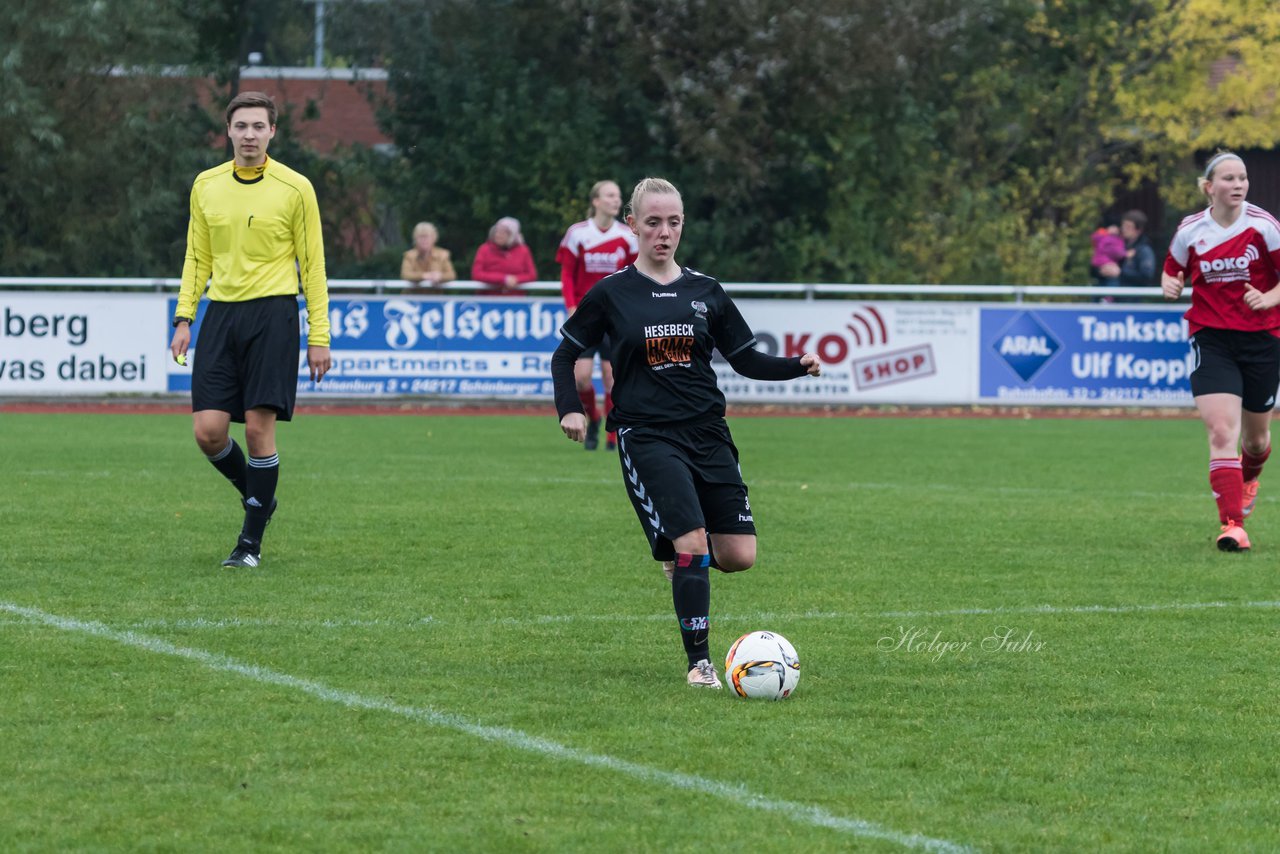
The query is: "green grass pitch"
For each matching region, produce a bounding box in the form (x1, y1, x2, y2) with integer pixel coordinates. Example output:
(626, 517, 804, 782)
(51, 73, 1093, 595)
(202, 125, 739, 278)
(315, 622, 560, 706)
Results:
(2, 410, 1278, 851)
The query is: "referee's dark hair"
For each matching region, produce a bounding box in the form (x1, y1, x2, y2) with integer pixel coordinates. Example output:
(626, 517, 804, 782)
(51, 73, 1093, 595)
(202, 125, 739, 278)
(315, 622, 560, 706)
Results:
(225, 91, 278, 127)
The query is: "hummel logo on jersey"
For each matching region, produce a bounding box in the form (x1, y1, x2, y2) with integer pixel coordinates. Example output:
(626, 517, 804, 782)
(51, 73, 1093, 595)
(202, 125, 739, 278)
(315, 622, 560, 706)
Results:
(652, 291, 677, 298)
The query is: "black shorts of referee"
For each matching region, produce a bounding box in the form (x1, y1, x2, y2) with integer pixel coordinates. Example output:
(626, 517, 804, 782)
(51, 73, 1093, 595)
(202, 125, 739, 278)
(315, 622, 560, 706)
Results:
(616, 418, 755, 561)
(1190, 327, 1280, 412)
(192, 295, 301, 422)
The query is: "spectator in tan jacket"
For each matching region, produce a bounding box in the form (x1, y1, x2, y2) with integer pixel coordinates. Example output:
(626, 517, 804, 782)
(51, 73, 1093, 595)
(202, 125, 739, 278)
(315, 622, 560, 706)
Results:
(401, 221, 456, 291)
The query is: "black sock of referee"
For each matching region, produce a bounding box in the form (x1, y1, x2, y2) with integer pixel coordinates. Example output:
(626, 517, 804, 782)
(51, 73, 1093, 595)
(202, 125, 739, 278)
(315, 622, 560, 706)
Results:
(671, 552, 712, 669)
(240, 453, 279, 547)
(206, 439, 247, 498)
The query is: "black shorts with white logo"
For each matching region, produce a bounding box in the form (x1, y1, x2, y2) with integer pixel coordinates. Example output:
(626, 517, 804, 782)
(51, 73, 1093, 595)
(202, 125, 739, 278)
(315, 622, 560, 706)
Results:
(1189, 327, 1280, 413)
(192, 295, 300, 422)
(615, 418, 755, 560)
(578, 334, 613, 363)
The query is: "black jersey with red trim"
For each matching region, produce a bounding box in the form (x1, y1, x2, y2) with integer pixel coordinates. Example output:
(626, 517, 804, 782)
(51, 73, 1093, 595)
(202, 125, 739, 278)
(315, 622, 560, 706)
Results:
(558, 265, 757, 427)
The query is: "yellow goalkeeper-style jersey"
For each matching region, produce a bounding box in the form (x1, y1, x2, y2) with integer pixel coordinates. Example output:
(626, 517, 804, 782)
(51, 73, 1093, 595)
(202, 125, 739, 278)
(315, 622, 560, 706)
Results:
(175, 157, 330, 346)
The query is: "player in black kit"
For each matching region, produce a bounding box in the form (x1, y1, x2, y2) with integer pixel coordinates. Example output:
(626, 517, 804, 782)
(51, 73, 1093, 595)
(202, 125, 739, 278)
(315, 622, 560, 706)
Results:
(550, 178, 821, 690)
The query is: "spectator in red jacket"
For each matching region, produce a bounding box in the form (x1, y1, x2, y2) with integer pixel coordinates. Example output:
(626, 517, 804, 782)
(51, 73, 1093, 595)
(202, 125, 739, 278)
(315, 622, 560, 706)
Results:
(472, 217, 537, 295)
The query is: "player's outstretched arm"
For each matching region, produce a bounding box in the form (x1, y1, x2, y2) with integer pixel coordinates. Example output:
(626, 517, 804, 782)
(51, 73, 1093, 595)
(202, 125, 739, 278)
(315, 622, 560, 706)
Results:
(726, 347, 819, 380)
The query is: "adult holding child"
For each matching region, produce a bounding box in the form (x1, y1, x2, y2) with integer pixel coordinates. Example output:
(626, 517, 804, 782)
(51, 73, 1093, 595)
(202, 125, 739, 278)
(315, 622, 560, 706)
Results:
(1118, 210, 1157, 289)
(551, 177, 821, 689)
(1163, 150, 1280, 551)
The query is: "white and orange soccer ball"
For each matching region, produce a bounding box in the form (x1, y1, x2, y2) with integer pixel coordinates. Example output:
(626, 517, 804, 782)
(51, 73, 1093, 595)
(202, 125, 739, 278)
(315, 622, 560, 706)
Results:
(724, 630, 800, 700)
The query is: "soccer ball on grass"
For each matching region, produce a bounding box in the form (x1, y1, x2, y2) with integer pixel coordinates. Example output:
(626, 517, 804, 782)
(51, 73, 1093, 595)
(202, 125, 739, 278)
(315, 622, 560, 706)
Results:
(724, 630, 800, 700)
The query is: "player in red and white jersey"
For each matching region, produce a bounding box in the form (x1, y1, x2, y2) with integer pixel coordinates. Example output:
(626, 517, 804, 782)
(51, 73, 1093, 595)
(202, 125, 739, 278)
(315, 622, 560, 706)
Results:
(1163, 151, 1280, 551)
(556, 180, 638, 451)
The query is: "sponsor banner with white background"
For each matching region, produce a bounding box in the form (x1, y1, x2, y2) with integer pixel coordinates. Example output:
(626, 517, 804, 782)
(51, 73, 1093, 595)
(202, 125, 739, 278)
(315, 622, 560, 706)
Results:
(0, 293, 167, 393)
(718, 300, 979, 404)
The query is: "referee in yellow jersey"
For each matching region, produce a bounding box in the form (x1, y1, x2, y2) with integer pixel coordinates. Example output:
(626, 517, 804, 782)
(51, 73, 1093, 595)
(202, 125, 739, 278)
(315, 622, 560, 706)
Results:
(169, 91, 331, 568)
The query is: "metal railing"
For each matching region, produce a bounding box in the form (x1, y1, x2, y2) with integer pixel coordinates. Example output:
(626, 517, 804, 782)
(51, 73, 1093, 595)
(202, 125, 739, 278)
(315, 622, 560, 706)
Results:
(0, 277, 1169, 303)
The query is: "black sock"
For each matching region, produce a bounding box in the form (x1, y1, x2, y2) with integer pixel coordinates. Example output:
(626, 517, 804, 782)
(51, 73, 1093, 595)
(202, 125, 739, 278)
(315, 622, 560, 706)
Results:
(671, 552, 711, 668)
(241, 453, 279, 546)
(206, 439, 247, 498)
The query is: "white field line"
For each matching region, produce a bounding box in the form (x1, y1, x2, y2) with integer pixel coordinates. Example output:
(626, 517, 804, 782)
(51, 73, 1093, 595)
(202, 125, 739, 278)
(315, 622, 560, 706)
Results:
(1, 602, 971, 854)
(1, 599, 1271, 632)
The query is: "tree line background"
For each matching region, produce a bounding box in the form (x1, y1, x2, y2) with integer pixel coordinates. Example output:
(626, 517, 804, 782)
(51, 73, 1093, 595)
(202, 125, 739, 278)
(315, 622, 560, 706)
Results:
(4, 0, 1280, 284)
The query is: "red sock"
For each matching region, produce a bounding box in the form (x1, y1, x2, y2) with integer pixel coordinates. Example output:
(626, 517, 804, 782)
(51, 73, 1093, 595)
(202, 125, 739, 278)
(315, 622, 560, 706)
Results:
(1210, 457, 1244, 524)
(578, 388, 598, 422)
(604, 391, 613, 421)
(1242, 444, 1271, 483)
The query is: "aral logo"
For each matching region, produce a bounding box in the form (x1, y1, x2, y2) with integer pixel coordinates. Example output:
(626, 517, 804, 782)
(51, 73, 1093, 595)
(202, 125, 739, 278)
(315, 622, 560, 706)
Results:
(993, 311, 1061, 381)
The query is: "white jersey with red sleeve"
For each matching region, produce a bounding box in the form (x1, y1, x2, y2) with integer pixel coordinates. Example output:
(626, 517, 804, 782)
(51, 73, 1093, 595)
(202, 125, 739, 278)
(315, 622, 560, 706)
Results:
(556, 219, 639, 308)
(1165, 202, 1280, 333)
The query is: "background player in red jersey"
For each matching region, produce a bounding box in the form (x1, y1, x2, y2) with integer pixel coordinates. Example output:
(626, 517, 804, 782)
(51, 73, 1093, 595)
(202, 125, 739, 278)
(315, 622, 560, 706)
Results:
(556, 180, 638, 450)
(551, 177, 820, 689)
(1163, 151, 1280, 551)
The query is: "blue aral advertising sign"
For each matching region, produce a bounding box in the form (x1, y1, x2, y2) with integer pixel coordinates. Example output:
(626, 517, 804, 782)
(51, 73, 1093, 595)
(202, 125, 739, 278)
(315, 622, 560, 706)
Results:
(989, 311, 1061, 381)
(980, 306, 1194, 405)
(167, 296, 569, 397)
